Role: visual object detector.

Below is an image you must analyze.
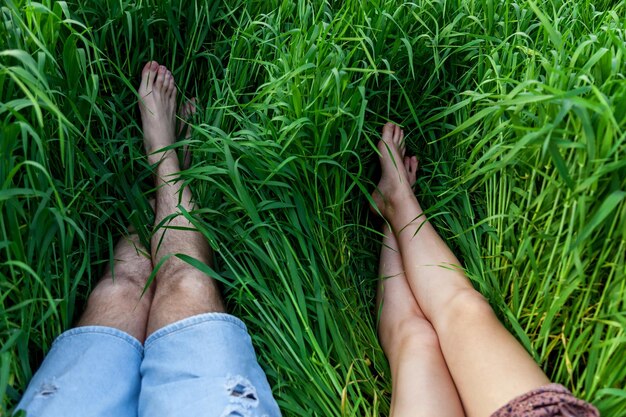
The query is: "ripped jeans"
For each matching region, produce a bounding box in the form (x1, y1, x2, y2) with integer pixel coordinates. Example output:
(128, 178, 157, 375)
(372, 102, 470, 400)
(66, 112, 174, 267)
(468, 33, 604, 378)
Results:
(16, 313, 281, 417)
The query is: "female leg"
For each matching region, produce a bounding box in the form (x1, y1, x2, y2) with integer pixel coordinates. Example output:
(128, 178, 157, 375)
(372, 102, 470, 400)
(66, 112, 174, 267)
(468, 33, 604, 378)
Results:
(372, 122, 549, 417)
(378, 218, 464, 417)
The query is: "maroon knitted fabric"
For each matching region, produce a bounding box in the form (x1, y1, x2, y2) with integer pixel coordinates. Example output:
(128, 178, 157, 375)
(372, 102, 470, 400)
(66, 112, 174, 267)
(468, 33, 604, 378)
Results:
(491, 384, 600, 417)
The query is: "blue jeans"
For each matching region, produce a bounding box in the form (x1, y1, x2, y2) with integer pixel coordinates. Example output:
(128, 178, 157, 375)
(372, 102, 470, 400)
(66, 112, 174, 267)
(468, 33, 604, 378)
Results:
(17, 313, 281, 417)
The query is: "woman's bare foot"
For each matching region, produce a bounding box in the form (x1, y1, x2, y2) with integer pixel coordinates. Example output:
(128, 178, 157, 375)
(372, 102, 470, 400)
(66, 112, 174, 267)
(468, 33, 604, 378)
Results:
(371, 122, 418, 219)
(138, 61, 177, 163)
(178, 97, 197, 170)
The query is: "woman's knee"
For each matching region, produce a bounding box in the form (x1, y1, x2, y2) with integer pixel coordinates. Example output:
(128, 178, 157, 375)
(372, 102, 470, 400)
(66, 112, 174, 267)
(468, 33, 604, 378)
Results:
(442, 287, 495, 330)
(381, 315, 441, 359)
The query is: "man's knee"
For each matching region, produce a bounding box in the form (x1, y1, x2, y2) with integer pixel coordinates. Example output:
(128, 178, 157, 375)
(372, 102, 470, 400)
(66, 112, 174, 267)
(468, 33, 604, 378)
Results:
(88, 275, 152, 307)
(147, 267, 225, 334)
(155, 264, 213, 290)
(78, 275, 153, 338)
(152, 266, 221, 310)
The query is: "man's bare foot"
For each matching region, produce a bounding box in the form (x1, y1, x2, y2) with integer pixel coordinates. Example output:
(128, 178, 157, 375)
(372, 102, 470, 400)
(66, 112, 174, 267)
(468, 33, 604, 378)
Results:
(138, 61, 177, 162)
(371, 122, 418, 219)
(178, 97, 197, 170)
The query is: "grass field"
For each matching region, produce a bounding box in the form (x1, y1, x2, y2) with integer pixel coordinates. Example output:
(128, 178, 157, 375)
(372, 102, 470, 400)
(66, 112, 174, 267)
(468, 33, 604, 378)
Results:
(1, 0, 625, 415)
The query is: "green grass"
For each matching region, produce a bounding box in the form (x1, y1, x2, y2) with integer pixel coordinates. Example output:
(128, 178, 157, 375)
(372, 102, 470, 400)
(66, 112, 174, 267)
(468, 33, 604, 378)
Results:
(1, 0, 625, 415)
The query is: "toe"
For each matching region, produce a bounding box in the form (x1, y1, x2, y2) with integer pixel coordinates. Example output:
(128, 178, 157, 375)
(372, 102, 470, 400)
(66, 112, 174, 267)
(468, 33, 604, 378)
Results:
(163, 70, 172, 91)
(141, 61, 159, 91)
(409, 156, 417, 182)
(406, 156, 418, 184)
(149, 61, 159, 79)
(141, 61, 152, 77)
(180, 101, 194, 118)
(392, 124, 402, 145)
(382, 122, 395, 143)
(179, 101, 190, 118)
(168, 74, 177, 99)
(139, 67, 150, 92)
(399, 129, 406, 156)
(146, 61, 159, 89)
(170, 85, 177, 101)
(155, 65, 167, 91)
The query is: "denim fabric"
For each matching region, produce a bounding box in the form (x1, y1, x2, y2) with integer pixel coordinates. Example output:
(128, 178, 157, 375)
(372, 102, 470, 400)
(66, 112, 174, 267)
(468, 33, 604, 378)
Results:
(16, 314, 281, 417)
(139, 313, 281, 417)
(16, 326, 143, 417)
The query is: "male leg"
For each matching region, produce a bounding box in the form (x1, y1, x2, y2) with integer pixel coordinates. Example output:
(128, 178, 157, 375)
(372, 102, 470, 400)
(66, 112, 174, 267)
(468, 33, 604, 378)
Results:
(136, 61, 280, 417)
(138, 62, 224, 334)
(16, 228, 154, 417)
(78, 231, 154, 341)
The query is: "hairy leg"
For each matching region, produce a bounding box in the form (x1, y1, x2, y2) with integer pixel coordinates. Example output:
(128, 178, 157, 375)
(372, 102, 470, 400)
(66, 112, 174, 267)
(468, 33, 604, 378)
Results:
(77, 231, 154, 343)
(372, 122, 549, 417)
(378, 221, 464, 417)
(138, 61, 224, 336)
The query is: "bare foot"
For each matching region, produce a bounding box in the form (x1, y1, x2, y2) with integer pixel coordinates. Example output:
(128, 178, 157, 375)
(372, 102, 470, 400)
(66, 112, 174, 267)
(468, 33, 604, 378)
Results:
(138, 61, 177, 162)
(178, 97, 197, 170)
(371, 122, 418, 218)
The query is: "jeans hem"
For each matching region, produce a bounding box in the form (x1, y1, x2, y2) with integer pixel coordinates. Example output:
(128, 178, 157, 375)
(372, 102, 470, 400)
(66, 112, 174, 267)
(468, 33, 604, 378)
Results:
(52, 325, 144, 357)
(144, 312, 248, 350)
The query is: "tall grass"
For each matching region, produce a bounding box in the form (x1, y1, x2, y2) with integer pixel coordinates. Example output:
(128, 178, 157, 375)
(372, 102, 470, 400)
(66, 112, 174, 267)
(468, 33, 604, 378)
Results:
(1, 0, 625, 415)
